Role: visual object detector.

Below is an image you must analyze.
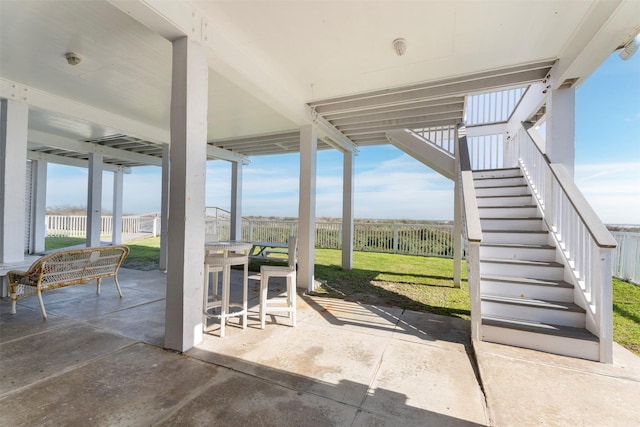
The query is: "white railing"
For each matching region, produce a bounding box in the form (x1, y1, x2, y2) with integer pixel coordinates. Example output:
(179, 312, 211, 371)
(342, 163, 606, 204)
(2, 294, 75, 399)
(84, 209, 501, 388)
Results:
(465, 87, 527, 126)
(46, 215, 160, 238)
(410, 125, 456, 155)
(611, 232, 640, 285)
(466, 134, 506, 170)
(457, 131, 482, 340)
(205, 218, 456, 258)
(518, 124, 617, 363)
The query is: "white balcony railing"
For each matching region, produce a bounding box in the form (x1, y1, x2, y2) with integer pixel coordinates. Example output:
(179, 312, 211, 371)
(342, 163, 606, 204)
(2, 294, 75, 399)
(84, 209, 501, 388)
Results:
(517, 124, 617, 363)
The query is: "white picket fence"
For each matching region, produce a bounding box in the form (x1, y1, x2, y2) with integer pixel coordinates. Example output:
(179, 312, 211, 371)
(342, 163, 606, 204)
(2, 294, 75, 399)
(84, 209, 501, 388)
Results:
(46, 215, 637, 282)
(45, 215, 160, 238)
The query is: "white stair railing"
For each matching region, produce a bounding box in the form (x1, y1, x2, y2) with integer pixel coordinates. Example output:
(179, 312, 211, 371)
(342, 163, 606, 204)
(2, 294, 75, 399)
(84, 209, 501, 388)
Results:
(457, 130, 483, 340)
(517, 123, 617, 363)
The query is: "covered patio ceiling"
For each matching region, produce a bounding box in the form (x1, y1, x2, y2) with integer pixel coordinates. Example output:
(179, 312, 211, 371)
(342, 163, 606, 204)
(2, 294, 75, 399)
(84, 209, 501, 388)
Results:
(0, 1, 637, 166)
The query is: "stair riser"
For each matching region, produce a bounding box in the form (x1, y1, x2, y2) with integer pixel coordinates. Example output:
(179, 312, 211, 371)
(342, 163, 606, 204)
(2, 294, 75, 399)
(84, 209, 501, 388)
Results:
(481, 325, 599, 361)
(478, 206, 539, 218)
(476, 195, 533, 207)
(480, 262, 564, 280)
(482, 232, 549, 245)
(474, 177, 526, 188)
(473, 169, 522, 179)
(480, 245, 556, 262)
(481, 301, 585, 327)
(480, 280, 573, 301)
(480, 218, 545, 231)
(475, 186, 528, 197)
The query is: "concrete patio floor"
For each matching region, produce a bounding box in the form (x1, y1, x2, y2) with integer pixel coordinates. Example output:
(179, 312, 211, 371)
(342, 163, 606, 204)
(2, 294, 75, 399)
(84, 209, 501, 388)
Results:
(1, 267, 639, 426)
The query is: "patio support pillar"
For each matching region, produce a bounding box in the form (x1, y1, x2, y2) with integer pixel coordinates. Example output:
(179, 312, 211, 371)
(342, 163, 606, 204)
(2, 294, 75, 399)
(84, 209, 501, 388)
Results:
(86, 153, 103, 247)
(545, 86, 575, 177)
(453, 125, 462, 287)
(341, 150, 354, 271)
(164, 36, 208, 352)
(230, 161, 242, 241)
(0, 98, 28, 263)
(159, 143, 169, 271)
(30, 159, 47, 254)
(111, 168, 124, 245)
(298, 124, 317, 291)
(453, 171, 462, 288)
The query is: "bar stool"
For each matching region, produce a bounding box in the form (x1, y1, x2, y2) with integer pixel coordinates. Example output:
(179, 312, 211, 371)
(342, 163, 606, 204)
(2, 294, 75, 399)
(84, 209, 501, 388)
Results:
(260, 236, 297, 329)
(203, 245, 249, 337)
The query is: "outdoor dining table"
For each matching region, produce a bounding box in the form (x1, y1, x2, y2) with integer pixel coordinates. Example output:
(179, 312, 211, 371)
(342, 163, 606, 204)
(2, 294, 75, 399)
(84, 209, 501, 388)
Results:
(203, 240, 252, 337)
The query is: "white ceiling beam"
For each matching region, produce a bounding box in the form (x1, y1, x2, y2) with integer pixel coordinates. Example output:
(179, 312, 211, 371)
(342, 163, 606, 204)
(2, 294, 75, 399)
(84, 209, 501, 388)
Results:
(552, 0, 640, 89)
(28, 130, 163, 167)
(206, 145, 250, 164)
(1, 78, 169, 144)
(107, 0, 356, 154)
(27, 151, 131, 173)
(309, 62, 554, 114)
(465, 123, 509, 138)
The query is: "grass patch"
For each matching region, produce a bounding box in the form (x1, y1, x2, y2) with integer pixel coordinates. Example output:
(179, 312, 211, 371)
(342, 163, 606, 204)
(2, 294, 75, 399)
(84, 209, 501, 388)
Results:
(42, 236, 640, 355)
(613, 278, 640, 356)
(120, 237, 161, 271)
(310, 249, 471, 319)
(45, 237, 85, 251)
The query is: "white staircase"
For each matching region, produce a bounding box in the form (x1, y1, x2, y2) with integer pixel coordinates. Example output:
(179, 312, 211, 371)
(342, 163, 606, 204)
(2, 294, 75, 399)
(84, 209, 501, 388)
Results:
(473, 167, 600, 361)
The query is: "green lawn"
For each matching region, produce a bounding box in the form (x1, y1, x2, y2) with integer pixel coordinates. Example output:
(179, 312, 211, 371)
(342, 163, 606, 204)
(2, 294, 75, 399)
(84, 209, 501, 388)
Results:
(44, 236, 640, 356)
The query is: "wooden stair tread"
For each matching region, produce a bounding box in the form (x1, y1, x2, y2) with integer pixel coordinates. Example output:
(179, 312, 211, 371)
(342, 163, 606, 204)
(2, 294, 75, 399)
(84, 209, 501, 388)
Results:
(481, 274, 573, 288)
(480, 242, 555, 249)
(482, 315, 597, 341)
(481, 295, 585, 313)
(481, 258, 563, 268)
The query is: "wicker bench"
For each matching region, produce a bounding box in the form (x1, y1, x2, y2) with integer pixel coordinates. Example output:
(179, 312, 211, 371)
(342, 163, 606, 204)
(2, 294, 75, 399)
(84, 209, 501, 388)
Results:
(8, 245, 129, 319)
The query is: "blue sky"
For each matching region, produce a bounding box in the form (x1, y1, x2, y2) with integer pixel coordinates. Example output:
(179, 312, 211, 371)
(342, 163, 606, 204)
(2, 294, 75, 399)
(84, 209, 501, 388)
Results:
(46, 51, 640, 224)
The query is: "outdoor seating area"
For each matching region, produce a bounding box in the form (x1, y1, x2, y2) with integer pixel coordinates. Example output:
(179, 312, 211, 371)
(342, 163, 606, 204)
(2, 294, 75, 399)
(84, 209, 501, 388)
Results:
(1, 267, 639, 426)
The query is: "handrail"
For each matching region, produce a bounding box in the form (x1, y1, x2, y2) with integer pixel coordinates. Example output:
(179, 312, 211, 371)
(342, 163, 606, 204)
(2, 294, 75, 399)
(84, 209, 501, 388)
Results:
(518, 122, 614, 362)
(523, 123, 616, 248)
(457, 129, 482, 340)
(458, 136, 483, 243)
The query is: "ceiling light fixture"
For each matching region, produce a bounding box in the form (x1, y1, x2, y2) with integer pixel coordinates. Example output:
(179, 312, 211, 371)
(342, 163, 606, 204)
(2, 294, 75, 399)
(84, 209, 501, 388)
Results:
(619, 33, 640, 60)
(65, 52, 83, 66)
(393, 38, 407, 56)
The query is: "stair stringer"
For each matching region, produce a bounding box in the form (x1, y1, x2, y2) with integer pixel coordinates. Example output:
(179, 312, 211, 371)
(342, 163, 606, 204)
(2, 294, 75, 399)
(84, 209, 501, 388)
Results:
(386, 129, 455, 180)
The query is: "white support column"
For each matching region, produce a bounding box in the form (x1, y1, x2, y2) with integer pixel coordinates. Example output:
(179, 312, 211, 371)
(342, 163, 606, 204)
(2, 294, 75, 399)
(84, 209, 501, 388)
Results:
(453, 126, 462, 287)
(341, 150, 354, 271)
(164, 36, 208, 352)
(112, 168, 124, 245)
(230, 161, 242, 241)
(30, 159, 47, 254)
(86, 153, 103, 247)
(0, 99, 28, 263)
(298, 125, 317, 291)
(159, 143, 169, 271)
(545, 86, 576, 177)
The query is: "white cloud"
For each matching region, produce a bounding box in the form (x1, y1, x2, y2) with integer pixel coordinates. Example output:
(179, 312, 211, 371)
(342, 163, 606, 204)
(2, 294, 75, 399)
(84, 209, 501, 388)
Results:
(575, 163, 640, 224)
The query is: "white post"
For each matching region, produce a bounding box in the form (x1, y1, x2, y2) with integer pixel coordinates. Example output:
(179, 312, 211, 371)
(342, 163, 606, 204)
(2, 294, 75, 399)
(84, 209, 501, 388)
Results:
(453, 126, 462, 287)
(159, 143, 169, 271)
(298, 125, 317, 291)
(230, 161, 242, 241)
(112, 168, 123, 245)
(0, 99, 28, 263)
(87, 153, 103, 247)
(341, 150, 354, 270)
(545, 87, 575, 177)
(164, 36, 208, 352)
(30, 159, 47, 254)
